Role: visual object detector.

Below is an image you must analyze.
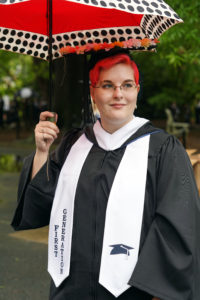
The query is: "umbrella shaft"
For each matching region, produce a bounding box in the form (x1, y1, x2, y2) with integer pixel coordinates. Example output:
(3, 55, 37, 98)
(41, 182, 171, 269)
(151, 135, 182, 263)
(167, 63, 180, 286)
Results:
(48, 0, 53, 111)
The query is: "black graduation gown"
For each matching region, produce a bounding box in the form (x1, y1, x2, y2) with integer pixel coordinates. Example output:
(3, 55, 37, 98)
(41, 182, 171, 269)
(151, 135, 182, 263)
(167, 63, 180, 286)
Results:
(11, 122, 200, 300)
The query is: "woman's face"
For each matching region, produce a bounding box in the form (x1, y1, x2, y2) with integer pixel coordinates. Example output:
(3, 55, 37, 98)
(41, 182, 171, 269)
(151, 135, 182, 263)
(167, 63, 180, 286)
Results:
(90, 63, 140, 133)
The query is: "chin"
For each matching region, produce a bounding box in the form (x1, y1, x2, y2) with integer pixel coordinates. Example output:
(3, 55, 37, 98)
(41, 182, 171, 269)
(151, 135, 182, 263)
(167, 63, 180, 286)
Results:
(110, 112, 133, 122)
(106, 115, 132, 126)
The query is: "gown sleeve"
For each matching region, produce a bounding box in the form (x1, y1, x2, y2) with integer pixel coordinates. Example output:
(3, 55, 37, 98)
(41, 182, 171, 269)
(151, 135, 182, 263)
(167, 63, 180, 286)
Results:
(11, 129, 81, 231)
(129, 135, 200, 300)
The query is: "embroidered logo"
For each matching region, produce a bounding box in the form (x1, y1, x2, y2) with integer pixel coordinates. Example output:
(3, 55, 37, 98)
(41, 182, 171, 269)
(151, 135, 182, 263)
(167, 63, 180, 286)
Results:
(109, 244, 134, 256)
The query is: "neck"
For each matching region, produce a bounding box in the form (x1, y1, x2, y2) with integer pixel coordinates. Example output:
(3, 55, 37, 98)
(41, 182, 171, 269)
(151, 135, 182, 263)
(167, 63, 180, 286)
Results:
(100, 116, 134, 134)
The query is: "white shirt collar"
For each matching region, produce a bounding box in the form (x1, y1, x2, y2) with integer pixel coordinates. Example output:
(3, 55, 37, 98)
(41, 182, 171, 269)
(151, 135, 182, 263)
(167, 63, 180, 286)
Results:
(93, 117, 149, 151)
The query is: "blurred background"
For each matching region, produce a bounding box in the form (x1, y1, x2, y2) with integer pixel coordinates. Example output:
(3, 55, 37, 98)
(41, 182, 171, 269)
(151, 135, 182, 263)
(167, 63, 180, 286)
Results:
(0, 0, 199, 299)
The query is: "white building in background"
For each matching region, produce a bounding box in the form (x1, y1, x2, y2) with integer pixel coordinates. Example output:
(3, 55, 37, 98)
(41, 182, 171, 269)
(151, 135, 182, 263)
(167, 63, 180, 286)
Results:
(2, 95, 10, 112)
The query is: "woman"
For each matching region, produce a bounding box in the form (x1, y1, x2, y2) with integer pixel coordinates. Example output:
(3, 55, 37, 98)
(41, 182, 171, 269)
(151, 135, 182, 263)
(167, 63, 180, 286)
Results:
(12, 52, 200, 300)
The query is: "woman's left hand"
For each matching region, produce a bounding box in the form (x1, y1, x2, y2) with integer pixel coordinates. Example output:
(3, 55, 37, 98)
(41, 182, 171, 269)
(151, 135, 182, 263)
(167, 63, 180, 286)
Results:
(152, 298, 161, 300)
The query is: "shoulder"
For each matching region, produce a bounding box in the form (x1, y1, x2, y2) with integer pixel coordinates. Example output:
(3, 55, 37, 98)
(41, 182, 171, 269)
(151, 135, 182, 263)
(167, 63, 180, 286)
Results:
(147, 124, 185, 159)
(131, 121, 184, 158)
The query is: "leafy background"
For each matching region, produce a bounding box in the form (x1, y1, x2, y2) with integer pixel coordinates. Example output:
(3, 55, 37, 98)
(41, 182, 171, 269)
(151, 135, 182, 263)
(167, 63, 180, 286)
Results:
(134, 0, 200, 118)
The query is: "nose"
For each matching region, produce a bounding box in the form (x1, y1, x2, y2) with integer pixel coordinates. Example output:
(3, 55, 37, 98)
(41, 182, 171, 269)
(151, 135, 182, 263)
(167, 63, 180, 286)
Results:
(113, 86, 123, 99)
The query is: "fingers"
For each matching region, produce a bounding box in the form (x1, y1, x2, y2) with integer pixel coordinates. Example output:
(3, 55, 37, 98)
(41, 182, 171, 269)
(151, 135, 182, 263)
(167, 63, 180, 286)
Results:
(34, 111, 60, 153)
(35, 121, 59, 144)
(36, 122, 59, 140)
(38, 120, 59, 133)
(38, 111, 59, 136)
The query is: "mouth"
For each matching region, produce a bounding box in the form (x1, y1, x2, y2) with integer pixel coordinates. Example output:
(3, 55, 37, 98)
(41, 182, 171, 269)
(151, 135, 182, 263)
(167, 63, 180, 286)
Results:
(110, 104, 125, 109)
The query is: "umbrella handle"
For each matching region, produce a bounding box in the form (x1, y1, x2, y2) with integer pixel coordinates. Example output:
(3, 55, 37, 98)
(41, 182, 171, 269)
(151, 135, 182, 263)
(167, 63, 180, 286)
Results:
(47, 111, 57, 124)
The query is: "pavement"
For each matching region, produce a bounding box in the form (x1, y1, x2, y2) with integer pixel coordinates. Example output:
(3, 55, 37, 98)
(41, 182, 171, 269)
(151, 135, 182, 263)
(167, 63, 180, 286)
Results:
(0, 170, 50, 299)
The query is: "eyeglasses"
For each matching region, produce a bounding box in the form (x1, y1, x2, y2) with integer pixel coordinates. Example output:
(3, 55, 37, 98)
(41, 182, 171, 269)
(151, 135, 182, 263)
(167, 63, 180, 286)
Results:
(93, 81, 138, 93)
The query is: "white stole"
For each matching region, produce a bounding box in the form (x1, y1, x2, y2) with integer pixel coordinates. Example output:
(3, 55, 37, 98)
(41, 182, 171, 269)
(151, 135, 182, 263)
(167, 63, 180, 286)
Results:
(48, 117, 150, 297)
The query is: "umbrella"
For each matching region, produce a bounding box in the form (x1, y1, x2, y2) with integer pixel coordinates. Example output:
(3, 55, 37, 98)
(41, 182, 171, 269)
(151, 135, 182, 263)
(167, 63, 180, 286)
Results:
(0, 0, 183, 118)
(0, 0, 183, 59)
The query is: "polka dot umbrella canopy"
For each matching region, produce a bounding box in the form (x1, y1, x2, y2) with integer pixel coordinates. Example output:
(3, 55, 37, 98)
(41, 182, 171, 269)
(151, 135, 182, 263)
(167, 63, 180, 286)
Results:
(0, 0, 183, 60)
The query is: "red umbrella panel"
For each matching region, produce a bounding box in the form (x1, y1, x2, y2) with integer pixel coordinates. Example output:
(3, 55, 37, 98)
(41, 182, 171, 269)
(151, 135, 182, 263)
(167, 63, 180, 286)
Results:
(0, 0, 183, 60)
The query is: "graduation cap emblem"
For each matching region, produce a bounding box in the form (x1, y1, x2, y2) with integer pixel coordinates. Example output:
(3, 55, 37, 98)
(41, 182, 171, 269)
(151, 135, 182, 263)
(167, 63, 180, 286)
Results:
(109, 244, 134, 256)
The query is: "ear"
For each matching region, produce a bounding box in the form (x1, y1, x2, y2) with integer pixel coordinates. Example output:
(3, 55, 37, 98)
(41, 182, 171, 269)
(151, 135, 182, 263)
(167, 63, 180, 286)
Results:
(137, 84, 140, 94)
(90, 85, 95, 103)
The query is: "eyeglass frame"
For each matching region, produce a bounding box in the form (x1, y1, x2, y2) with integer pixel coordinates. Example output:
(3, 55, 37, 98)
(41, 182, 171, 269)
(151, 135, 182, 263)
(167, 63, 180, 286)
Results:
(92, 80, 139, 93)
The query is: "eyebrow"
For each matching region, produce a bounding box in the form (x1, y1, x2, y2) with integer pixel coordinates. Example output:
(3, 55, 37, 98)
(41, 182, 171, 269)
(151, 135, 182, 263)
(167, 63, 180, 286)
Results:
(100, 79, 135, 83)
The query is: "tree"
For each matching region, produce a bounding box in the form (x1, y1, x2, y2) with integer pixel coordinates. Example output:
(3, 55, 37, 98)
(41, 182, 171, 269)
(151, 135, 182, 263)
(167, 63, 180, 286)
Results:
(134, 0, 200, 120)
(0, 51, 34, 97)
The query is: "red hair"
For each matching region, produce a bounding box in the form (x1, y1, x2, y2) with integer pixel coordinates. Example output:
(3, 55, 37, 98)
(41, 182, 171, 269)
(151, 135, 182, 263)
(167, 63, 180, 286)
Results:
(89, 54, 139, 87)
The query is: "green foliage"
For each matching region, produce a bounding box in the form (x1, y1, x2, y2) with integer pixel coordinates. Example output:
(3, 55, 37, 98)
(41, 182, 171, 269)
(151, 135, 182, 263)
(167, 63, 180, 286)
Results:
(133, 0, 200, 118)
(0, 51, 48, 101)
(0, 51, 33, 96)
(0, 154, 22, 172)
